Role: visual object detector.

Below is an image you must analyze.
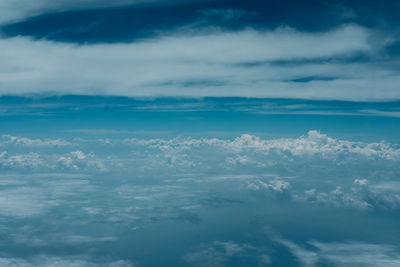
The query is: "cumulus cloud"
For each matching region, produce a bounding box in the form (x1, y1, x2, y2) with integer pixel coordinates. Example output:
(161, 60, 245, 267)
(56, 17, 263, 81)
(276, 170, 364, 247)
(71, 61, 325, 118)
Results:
(1, 131, 399, 213)
(0, 151, 44, 169)
(246, 179, 291, 199)
(0, 25, 395, 100)
(0, 149, 105, 171)
(222, 130, 400, 160)
(243, 177, 400, 211)
(300, 179, 400, 211)
(57, 150, 107, 171)
(2, 130, 399, 175)
(0, 134, 71, 147)
(124, 130, 400, 162)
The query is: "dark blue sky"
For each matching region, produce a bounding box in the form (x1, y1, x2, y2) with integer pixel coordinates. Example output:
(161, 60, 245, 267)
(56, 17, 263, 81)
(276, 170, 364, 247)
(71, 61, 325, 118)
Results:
(2, 0, 400, 45)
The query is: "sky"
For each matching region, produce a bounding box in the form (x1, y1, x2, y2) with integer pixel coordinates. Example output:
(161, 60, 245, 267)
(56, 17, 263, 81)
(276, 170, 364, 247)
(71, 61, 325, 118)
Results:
(1, 1, 400, 267)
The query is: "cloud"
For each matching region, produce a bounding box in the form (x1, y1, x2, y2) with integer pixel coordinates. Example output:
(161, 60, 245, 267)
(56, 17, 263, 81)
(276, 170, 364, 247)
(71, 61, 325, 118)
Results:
(1, 25, 395, 100)
(0, 255, 133, 267)
(0, 187, 57, 217)
(0, 151, 44, 169)
(57, 151, 107, 171)
(243, 176, 400, 211)
(0, 0, 201, 24)
(246, 179, 291, 200)
(274, 238, 318, 266)
(1, 131, 399, 213)
(0, 173, 93, 217)
(300, 179, 400, 211)
(244, 177, 400, 211)
(182, 240, 269, 267)
(276, 238, 400, 267)
(125, 130, 400, 161)
(3, 130, 399, 176)
(0, 149, 104, 171)
(1, 131, 399, 184)
(0, 134, 71, 147)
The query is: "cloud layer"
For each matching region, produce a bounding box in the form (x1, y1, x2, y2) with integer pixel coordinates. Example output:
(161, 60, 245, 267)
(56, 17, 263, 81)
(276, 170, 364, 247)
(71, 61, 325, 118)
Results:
(1, 129, 400, 266)
(1, 131, 400, 213)
(1, 24, 399, 100)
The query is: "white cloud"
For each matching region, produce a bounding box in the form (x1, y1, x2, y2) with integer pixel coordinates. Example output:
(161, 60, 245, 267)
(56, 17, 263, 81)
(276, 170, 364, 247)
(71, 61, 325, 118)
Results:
(0, 131, 399, 213)
(354, 178, 368, 186)
(1, 131, 399, 177)
(57, 151, 107, 171)
(0, 187, 57, 217)
(299, 179, 400, 211)
(125, 130, 400, 161)
(275, 238, 318, 266)
(277, 238, 400, 267)
(310, 241, 400, 267)
(0, 173, 93, 217)
(0, 25, 393, 100)
(0, 134, 71, 147)
(246, 179, 291, 195)
(0, 151, 44, 169)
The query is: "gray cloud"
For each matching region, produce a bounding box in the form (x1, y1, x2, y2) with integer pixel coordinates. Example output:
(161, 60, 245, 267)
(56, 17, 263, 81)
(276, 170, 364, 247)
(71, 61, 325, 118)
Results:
(0, 255, 133, 267)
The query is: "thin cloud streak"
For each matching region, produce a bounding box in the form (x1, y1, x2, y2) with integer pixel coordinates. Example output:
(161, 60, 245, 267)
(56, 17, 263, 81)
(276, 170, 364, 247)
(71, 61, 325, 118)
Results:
(0, 0, 202, 24)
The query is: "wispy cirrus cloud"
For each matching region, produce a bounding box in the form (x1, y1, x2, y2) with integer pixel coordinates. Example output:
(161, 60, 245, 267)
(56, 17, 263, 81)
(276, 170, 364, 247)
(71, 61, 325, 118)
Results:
(276, 238, 400, 267)
(0, 255, 133, 267)
(0, 0, 202, 24)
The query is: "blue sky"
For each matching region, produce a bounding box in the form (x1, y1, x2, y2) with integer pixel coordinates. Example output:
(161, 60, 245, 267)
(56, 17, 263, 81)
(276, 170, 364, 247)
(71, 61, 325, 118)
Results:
(1, 1, 400, 267)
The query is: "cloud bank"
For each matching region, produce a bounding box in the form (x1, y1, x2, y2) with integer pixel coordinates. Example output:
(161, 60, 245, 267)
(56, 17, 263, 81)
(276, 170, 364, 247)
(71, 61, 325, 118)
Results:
(1, 131, 400, 214)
